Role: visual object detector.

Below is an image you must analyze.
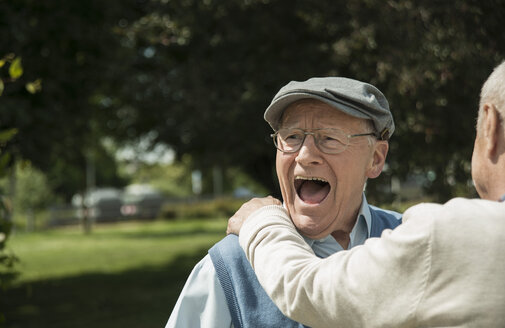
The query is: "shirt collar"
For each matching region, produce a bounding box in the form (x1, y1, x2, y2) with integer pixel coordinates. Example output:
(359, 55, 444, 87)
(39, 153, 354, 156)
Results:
(303, 193, 372, 251)
(358, 193, 372, 238)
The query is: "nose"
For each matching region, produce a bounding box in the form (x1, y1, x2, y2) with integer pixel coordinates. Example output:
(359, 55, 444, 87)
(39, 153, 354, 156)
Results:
(295, 134, 323, 166)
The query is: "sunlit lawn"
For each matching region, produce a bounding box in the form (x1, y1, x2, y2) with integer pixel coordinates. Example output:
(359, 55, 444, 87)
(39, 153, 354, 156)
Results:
(2, 218, 228, 328)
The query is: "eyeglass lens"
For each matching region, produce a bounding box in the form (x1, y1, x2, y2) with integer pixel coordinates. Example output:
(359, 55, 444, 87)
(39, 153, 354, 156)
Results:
(275, 128, 350, 154)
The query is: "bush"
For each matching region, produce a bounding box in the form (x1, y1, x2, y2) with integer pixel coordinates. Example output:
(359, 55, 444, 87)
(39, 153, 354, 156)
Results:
(0, 192, 19, 328)
(160, 197, 248, 220)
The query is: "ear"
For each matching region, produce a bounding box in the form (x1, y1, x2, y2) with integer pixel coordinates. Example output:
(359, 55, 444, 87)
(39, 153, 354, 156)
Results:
(366, 141, 389, 179)
(482, 103, 500, 157)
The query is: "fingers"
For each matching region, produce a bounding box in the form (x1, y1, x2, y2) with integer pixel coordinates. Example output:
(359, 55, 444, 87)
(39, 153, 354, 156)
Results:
(260, 195, 279, 204)
(226, 196, 282, 235)
(226, 216, 242, 235)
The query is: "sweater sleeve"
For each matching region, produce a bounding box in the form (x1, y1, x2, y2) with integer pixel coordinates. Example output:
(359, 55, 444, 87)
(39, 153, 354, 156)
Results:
(239, 205, 434, 328)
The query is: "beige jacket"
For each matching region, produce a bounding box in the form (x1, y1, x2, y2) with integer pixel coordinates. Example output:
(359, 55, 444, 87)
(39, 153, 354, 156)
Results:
(239, 198, 505, 328)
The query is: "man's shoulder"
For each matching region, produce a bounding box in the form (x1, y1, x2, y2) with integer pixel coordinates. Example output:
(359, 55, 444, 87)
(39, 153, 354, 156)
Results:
(403, 197, 505, 226)
(209, 234, 242, 260)
(369, 205, 402, 220)
(444, 197, 505, 211)
(178, 239, 236, 286)
(208, 235, 250, 284)
(167, 249, 232, 327)
(406, 197, 503, 214)
(189, 253, 218, 281)
(171, 253, 220, 300)
(368, 205, 402, 236)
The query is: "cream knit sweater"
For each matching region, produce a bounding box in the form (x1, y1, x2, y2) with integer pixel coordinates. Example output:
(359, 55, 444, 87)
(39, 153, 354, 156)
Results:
(239, 198, 505, 328)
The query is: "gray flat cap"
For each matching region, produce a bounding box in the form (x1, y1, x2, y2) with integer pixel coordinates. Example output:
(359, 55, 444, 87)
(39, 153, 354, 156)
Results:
(264, 77, 394, 140)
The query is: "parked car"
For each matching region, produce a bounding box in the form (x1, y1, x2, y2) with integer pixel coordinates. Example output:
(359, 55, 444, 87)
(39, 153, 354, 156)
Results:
(121, 184, 165, 219)
(72, 188, 123, 222)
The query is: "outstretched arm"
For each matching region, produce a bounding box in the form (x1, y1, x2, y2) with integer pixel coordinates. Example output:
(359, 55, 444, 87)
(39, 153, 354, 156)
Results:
(231, 201, 433, 328)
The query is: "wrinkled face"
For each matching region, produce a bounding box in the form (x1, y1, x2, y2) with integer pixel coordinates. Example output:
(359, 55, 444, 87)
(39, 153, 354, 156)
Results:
(276, 100, 385, 239)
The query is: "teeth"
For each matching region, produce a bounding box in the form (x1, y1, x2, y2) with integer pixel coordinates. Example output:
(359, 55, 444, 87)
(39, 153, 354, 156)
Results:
(295, 176, 328, 183)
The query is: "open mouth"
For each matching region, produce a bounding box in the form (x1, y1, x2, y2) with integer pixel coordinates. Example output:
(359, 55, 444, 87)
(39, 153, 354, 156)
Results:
(294, 176, 330, 204)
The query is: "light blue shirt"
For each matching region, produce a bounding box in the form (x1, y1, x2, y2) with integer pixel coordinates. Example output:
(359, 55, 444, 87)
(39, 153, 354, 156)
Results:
(166, 195, 373, 328)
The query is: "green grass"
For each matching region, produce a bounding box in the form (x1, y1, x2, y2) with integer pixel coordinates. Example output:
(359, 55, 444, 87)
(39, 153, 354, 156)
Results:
(1, 218, 228, 328)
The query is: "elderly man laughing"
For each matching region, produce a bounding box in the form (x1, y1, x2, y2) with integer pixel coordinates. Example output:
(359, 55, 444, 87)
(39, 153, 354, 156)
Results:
(166, 77, 401, 328)
(230, 62, 505, 328)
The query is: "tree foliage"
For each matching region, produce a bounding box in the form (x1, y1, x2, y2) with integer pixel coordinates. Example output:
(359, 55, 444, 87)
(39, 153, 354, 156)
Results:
(119, 0, 505, 200)
(0, 0, 142, 199)
(0, 128, 18, 327)
(1, 0, 505, 201)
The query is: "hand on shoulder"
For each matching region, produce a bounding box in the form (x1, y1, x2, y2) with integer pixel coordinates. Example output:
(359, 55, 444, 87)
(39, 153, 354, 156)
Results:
(226, 196, 282, 235)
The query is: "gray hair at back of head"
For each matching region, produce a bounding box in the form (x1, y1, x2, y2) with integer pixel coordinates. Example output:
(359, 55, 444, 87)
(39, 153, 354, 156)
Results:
(477, 60, 505, 132)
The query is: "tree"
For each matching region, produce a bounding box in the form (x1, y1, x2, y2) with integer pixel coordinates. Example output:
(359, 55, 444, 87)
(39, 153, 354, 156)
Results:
(0, 130, 19, 319)
(119, 0, 505, 200)
(0, 161, 56, 230)
(0, 55, 23, 325)
(0, 0, 144, 200)
(1, 0, 504, 203)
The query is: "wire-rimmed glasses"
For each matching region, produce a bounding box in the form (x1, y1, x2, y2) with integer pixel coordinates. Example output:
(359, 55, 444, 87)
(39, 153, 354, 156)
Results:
(271, 128, 377, 154)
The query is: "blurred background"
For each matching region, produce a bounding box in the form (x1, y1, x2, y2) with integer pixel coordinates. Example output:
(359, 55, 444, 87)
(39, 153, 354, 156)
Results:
(0, 0, 504, 327)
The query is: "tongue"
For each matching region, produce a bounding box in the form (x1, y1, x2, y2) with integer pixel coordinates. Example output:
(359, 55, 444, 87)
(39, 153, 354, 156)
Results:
(299, 180, 330, 204)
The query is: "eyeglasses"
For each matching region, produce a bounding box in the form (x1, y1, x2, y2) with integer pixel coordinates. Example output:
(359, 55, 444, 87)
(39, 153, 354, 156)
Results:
(270, 128, 377, 154)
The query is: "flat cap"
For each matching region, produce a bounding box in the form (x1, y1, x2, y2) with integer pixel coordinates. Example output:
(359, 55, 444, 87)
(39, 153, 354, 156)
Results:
(264, 77, 394, 140)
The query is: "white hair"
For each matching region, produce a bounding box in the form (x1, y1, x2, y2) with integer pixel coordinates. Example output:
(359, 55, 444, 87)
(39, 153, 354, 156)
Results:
(477, 60, 505, 133)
